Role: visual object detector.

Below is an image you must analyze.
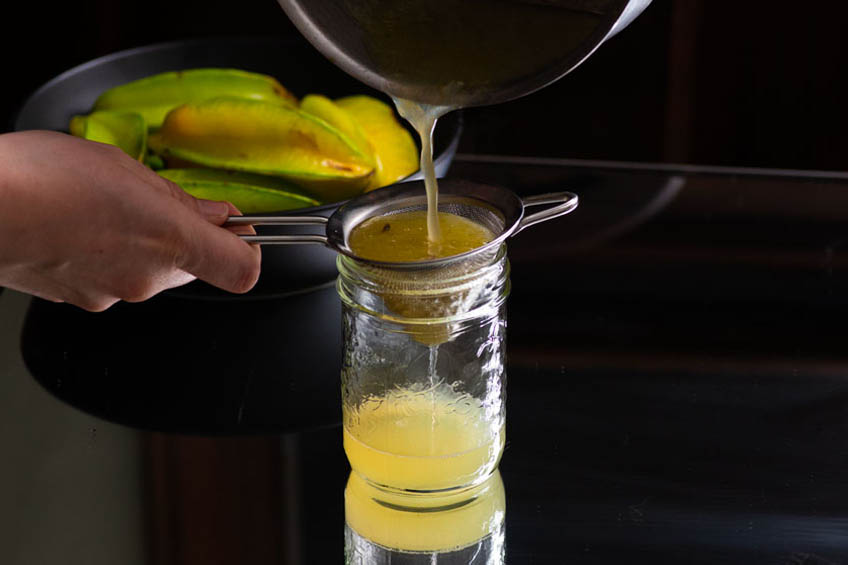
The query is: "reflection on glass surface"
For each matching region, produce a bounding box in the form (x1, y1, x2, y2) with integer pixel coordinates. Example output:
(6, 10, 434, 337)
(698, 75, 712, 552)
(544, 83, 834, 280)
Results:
(344, 470, 505, 563)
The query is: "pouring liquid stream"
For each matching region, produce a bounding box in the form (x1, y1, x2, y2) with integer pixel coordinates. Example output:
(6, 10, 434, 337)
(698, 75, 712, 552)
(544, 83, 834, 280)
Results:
(349, 98, 497, 261)
(392, 98, 453, 248)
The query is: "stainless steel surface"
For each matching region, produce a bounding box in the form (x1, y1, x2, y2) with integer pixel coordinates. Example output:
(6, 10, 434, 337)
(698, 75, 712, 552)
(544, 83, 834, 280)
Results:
(276, 0, 652, 107)
(226, 216, 330, 245)
(515, 192, 581, 234)
(607, 0, 652, 37)
(225, 217, 329, 226)
(226, 179, 579, 264)
(239, 234, 329, 245)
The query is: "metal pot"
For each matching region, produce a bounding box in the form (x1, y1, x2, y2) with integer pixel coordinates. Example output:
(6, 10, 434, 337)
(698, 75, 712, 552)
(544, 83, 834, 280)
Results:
(277, 0, 652, 107)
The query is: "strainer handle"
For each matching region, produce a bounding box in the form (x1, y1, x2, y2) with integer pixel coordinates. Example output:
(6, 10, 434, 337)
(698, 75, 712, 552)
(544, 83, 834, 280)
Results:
(517, 192, 579, 234)
(225, 215, 329, 245)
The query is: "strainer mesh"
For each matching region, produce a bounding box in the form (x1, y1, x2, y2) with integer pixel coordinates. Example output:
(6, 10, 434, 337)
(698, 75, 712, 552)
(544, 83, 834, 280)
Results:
(340, 207, 508, 307)
(342, 199, 508, 276)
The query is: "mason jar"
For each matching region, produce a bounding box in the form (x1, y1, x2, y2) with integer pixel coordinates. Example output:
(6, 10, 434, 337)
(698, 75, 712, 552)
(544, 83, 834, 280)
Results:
(336, 245, 510, 494)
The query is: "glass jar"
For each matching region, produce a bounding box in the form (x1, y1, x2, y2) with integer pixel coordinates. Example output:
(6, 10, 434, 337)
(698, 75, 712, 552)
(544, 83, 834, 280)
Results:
(336, 245, 510, 494)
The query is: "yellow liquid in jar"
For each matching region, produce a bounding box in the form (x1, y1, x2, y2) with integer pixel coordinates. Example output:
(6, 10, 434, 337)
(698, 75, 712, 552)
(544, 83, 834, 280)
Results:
(343, 386, 504, 491)
(349, 210, 494, 262)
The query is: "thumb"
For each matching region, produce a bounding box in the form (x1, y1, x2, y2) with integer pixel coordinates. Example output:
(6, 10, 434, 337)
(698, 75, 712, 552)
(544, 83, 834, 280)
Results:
(158, 175, 239, 225)
(194, 199, 257, 237)
(160, 177, 261, 293)
(177, 193, 256, 236)
(194, 198, 234, 224)
(177, 218, 262, 294)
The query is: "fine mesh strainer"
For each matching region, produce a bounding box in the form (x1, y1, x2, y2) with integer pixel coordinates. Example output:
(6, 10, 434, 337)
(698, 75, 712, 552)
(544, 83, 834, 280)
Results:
(225, 178, 578, 268)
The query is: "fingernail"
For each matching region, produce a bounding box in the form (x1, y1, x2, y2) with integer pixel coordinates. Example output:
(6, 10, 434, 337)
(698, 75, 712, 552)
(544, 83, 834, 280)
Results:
(198, 199, 229, 217)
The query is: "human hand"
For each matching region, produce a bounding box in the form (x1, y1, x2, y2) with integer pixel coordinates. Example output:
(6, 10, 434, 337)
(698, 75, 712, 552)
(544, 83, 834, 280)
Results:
(0, 130, 261, 311)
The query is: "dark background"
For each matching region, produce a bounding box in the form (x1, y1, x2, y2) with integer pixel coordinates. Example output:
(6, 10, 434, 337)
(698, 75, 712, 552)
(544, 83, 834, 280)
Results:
(5, 3, 848, 562)
(4, 0, 848, 170)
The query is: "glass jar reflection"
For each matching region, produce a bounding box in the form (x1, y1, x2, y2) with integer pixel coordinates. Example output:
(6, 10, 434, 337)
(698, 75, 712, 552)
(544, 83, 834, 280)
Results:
(344, 470, 506, 563)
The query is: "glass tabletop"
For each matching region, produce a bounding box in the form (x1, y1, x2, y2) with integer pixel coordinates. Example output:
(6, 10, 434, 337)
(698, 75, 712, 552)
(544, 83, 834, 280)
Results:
(2, 155, 848, 564)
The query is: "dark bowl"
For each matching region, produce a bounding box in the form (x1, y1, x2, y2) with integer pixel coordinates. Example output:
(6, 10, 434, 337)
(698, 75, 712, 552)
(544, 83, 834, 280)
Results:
(13, 35, 463, 299)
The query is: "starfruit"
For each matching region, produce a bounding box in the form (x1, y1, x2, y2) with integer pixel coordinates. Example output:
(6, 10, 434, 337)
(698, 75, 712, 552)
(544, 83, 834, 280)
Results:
(69, 110, 147, 161)
(299, 94, 375, 168)
(335, 95, 419, 191)
(148, 97, 374, 203)
(159, 168, 320, 213)
(144, 153, 165, 170)
(93, 68, 297, 130)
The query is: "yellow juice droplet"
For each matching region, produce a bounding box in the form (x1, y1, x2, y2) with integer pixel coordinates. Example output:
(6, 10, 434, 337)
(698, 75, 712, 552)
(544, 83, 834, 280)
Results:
(343, 386, 505, 492)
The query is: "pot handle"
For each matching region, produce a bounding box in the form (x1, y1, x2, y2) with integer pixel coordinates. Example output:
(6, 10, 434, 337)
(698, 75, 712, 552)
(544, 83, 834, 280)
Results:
(516, 192, 579, 235)
(225, 215, 329, 245)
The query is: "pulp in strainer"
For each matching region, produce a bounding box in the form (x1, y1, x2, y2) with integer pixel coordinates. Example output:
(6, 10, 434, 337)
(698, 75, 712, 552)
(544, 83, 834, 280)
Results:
(348, 210, 494, 262)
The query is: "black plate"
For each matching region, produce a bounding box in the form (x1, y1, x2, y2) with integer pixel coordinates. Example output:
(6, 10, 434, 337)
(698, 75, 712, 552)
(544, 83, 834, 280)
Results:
(21, 287, 343, 435)
(13, 35, 463, 299)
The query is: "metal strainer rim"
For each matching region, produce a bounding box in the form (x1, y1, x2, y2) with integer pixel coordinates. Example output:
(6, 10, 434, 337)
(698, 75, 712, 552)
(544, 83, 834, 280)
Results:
(226, 179, 578, 265)
(327, 179, 524, 270)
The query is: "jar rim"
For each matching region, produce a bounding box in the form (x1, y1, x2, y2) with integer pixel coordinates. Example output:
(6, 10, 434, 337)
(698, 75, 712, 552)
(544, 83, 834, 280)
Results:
(336, 245, 511, 326)
(337, 245, 509, 288)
